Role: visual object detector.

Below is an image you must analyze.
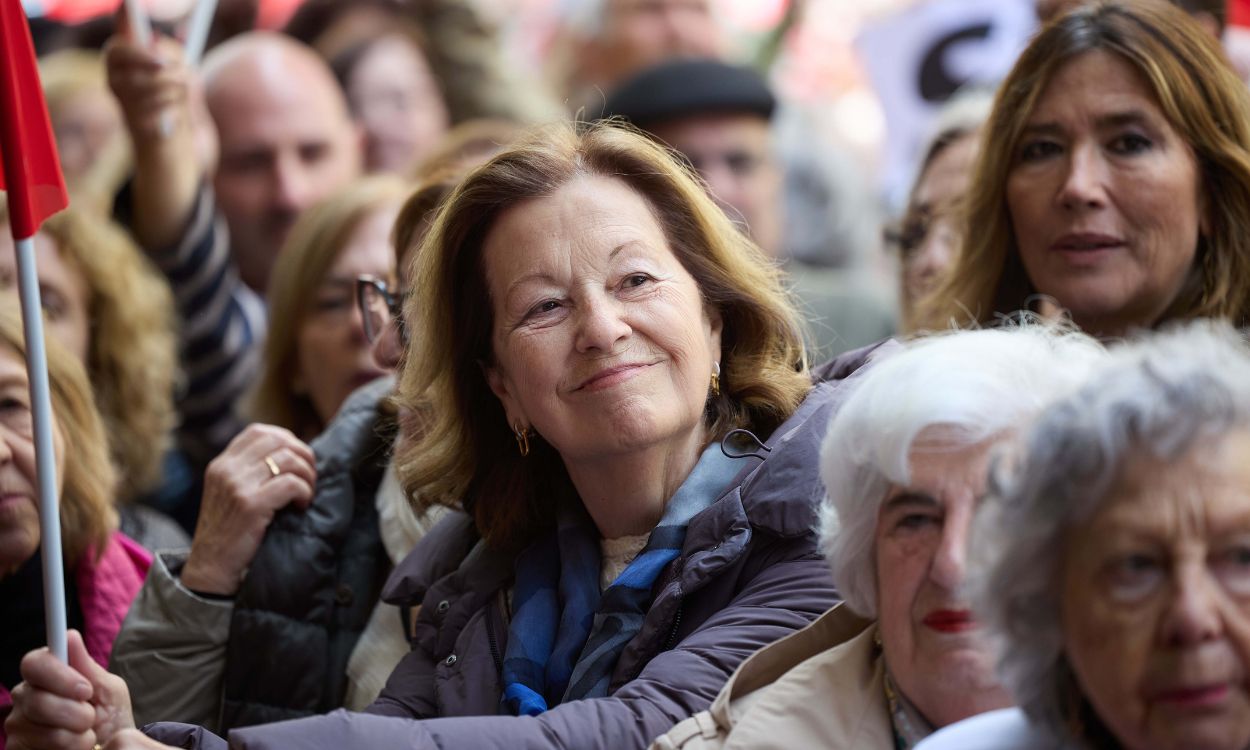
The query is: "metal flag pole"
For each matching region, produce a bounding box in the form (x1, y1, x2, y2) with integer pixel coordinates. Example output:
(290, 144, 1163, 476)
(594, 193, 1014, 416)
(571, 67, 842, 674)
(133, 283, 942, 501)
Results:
(13, 231, 66, 660)
(184, 0, 219, 66)
(124, 0, 152, 47)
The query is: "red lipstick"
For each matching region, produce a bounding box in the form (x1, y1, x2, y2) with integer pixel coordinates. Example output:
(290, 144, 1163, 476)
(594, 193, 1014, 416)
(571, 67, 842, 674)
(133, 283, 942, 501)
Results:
(922, 609, 977, 633)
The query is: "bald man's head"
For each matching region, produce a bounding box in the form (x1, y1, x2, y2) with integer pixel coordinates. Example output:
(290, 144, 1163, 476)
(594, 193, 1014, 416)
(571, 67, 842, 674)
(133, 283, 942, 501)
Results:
(202, 32, 362, 294)
(578, 0, 726, 90)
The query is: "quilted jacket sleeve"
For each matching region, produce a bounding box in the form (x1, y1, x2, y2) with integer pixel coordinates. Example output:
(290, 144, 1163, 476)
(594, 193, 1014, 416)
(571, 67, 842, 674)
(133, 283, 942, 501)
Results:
(224, 537, 834, 749)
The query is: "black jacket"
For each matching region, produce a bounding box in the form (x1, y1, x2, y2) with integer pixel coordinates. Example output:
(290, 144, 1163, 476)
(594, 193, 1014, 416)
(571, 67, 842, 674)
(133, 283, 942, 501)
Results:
(220, 378, 396, 729)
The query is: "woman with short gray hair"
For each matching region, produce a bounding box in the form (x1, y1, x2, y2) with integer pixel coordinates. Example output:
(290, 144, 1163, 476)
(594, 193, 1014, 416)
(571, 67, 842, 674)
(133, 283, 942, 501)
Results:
(920, 320, 1250, 750)
(652, 324, 1105, 749)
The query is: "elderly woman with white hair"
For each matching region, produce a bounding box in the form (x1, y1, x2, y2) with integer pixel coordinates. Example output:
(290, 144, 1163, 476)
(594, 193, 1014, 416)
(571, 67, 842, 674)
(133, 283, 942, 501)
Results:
(651, 325, 1106, 750)
(918, 320, 1250, 750)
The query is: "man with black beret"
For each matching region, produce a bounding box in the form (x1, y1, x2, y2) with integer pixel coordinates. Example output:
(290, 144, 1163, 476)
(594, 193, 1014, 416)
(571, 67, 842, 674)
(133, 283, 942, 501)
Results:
(603, 59, 783, 258)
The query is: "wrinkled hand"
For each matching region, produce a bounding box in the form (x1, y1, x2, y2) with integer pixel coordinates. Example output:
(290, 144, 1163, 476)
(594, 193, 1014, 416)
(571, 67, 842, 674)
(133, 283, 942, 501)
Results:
(181, 424, 317, 595)
(5, 630, 134, 750)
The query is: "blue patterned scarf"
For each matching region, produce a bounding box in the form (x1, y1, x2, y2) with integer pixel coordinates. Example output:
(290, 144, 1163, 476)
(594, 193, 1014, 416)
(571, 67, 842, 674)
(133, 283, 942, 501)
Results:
(502, 443, 741, 715)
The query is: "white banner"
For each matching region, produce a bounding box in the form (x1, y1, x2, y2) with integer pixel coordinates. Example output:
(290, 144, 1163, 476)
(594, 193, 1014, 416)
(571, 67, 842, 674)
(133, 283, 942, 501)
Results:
(857, 0, 1037, 208)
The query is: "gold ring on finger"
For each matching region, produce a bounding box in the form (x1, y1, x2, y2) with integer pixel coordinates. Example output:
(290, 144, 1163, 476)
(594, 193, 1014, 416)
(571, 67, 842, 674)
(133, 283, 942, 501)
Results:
(264, 455, 281, 478)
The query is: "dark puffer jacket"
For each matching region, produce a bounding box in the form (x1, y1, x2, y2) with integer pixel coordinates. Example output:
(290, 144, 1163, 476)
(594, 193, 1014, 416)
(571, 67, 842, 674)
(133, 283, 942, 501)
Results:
(145, 343, 888, 749)
(114, 378, 398, 732)
(221, 378, 396, 728)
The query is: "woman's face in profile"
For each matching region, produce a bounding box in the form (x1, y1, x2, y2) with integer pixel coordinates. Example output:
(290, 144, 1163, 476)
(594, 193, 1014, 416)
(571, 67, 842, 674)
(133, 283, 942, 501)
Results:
(1006, 49, 1205, 337)
(482, 174, 722, 466)
(0, 343, 65, 577)
(296, 203, 397, 426)
(1061, 429, 1250, 750)
(900, 133, 978, 311)
(0, 232, 91, 365)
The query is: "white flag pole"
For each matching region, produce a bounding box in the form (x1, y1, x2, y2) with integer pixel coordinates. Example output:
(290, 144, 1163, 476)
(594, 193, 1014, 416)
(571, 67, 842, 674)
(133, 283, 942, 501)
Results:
(183, 0, 219, 66)
(124, 0, 152, 47)
(13, 232, 67, 661)
(121, 0, 176, 137)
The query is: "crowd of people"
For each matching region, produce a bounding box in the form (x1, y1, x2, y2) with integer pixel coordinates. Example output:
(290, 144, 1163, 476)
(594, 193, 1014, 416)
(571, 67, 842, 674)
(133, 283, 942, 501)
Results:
(2, 0, 1250, 748)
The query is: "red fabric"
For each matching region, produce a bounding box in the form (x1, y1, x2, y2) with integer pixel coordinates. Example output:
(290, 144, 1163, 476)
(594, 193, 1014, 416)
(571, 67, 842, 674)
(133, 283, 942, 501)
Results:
(35, 0, 119, 23)
(0, 0, 67, 239)
(0, 682, 9, 750)
(41, 0, 302, 29)
(1233, 0, 1250, 29)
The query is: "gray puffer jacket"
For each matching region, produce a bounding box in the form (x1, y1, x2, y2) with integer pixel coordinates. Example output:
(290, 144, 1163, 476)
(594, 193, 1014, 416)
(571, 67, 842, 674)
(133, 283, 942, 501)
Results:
(144, 343, 888, 750)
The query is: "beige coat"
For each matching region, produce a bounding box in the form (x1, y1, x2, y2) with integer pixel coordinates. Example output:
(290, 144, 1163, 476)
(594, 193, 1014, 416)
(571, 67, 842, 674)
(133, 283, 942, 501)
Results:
(649, 605, 893, 750)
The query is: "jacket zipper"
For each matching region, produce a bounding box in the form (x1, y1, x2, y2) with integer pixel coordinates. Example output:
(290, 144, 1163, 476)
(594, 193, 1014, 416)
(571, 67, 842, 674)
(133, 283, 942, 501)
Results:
(662, 604, 683, 650)
(485, 590, 506, 675)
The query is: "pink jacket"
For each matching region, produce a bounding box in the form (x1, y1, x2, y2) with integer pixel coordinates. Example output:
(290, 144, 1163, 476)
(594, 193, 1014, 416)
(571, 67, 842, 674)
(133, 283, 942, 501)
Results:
(0, 532, 151, 748)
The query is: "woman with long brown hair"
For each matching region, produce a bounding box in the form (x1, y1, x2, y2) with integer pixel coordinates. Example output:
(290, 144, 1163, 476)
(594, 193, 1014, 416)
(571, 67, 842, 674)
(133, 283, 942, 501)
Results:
(917, 0, 1250, 336)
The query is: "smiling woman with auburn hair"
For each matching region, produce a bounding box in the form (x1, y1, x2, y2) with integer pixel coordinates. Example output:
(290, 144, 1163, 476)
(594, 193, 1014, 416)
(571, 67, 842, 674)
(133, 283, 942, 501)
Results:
(916, 0, 1250, 337)
(399, 120, 813, 553)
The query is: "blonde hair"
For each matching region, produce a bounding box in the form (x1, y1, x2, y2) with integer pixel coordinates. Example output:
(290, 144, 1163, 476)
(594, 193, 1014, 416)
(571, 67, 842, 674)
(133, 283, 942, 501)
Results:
(37, 49, 131, 214)
(250, 175, 410, 438)
(22, 207, 179, 502)
(0, 305, 117, 565)
(395, 121, 810, 552)
(918, 0, 1250, 331)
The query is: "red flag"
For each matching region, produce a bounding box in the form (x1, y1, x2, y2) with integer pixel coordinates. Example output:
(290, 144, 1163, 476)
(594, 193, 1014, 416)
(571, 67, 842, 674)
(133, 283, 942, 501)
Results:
(1233, 0, 1250, 29)
(0, 0, 68, 240)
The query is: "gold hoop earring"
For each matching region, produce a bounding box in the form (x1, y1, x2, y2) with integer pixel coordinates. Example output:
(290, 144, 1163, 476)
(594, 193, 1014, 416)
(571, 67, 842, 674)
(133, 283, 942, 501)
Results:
(710, 361, 721, 397)
(512, 421, 531, 457)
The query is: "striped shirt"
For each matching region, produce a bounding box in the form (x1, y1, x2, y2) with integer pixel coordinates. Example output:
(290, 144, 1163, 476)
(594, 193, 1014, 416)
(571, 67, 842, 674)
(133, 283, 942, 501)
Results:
(142, 185, 266, 468)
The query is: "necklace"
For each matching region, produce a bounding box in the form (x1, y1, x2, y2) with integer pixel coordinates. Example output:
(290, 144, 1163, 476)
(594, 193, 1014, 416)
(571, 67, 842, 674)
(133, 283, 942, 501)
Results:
(879, 640, 934, 750)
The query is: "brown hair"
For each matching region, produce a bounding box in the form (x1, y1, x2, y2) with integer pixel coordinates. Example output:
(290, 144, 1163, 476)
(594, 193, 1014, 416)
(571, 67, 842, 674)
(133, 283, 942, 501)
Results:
(378, 171, 461, 397)
(29, 208, 178, 502)
(0, 305, 116, 565)
(392, 170, 460, 275)
(395, 120, 810, 552)
(917, 0, 1250, 332)
(250, 175, 410, 439)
